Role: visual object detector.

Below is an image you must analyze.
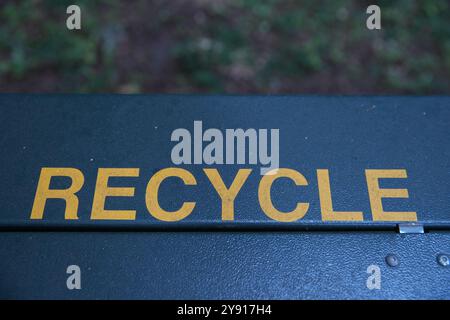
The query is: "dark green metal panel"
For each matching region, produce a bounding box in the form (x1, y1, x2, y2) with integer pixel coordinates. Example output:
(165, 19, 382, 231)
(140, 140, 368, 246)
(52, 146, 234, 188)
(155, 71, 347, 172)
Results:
(0, 95, 449, 229)
(0, 231, 448, 299)
(0, 94, 449, 299)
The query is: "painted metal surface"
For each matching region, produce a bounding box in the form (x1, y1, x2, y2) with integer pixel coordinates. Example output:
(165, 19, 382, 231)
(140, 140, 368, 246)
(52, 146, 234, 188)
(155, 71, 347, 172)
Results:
(0, 95, 449, 299)
(0, 95, 449, 229)
(0, 231, 449, 299)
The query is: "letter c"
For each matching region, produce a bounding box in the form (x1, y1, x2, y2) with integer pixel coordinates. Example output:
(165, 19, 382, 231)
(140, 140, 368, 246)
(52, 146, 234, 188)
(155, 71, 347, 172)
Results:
(145, 168, 196, 222)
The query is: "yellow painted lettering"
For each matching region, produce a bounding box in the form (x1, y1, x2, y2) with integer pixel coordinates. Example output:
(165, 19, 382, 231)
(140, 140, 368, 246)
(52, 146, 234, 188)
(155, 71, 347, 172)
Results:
(317, 169, 363, 221)
(146, 168, 196, 222)
(204, 168, 252, 220)
(30, 168, 84, 220)
(91, 168, 139, 220)
(258, 168, 309, 222)
(366, 169, 417, 221)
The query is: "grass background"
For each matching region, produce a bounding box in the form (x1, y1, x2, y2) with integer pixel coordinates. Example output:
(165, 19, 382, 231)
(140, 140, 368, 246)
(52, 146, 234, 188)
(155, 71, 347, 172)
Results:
(1, 0, 449, 94)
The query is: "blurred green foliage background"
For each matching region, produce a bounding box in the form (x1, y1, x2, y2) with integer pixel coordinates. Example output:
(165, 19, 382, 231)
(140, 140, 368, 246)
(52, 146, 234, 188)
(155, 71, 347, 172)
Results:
(0, 0, 449, 93)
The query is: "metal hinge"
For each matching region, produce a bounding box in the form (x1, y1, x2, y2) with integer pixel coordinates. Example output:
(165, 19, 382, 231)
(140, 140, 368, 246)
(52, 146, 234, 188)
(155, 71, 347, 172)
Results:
(398, 223, 424, 234)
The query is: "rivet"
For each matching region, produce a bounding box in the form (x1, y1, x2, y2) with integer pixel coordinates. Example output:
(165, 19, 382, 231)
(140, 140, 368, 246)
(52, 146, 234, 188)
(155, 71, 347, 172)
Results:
(437, 254, 449, 267)
(385, 254, 399, 267)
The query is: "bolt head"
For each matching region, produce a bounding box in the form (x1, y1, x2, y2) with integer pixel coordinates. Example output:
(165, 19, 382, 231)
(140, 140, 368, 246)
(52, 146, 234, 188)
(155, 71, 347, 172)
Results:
(385, 254, 399, 267)
(437, 254, 449, 267)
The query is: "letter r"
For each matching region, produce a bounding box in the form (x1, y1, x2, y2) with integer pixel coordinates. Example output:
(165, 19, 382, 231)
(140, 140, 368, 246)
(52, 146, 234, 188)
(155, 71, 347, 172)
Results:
(30, 168, 84, 220)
